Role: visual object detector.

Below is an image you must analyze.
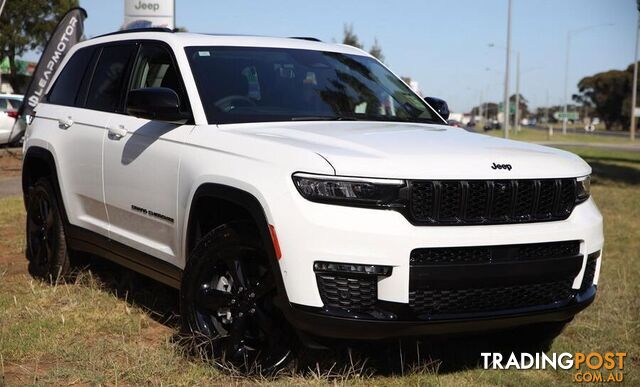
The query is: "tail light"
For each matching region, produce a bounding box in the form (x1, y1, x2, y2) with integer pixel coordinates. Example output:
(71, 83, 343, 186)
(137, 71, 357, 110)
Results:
(6, 110, 18, 119)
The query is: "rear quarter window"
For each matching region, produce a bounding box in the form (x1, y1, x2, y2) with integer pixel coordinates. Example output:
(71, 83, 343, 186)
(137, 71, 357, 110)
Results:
(48, 47, 95, 107)
(85, 44, 137, 113)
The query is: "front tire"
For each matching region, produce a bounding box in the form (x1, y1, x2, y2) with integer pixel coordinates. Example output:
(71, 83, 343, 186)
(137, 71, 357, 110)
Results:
(26, 178, 71, 282)
(180, 222, 292, 373)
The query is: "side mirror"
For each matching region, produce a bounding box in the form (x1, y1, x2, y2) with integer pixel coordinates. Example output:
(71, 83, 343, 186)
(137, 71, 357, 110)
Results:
(424, 96, 450, 121)
(126, 87, 189, 123)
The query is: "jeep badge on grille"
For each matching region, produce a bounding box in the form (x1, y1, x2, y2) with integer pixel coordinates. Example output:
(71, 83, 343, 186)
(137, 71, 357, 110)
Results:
(491, 163, 512, 170)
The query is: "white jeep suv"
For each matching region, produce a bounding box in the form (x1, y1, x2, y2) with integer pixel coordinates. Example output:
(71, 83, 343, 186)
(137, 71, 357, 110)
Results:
(22, 29, 603, 371)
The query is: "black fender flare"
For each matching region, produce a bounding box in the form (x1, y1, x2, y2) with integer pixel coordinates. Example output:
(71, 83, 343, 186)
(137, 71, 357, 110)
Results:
(185, 183, 290, 304)
(21, 146, 69, 224)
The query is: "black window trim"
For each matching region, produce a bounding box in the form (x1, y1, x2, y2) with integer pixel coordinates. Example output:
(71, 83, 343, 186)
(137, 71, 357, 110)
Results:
(84, 41, 139, 114)
(123, 40, 193, 122)
(43, 39, 193, 125)
(74, 46, 100, 108)
(44, 45, 96, 107)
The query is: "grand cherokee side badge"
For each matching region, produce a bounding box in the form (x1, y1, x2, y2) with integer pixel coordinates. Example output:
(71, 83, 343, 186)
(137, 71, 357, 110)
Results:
(491, 162, 512, 170)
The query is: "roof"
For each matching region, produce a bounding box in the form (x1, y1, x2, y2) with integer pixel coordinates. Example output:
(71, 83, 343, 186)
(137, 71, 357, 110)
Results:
(80, 30, 370, 57)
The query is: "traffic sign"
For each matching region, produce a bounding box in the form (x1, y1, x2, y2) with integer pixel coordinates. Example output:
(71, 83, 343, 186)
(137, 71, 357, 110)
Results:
(553, 111, 579, 120)
(498, 102, 516, 114)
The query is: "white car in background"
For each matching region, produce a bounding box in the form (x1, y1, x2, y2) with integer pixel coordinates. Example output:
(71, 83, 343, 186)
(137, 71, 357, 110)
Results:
(0, 94, 26, 146)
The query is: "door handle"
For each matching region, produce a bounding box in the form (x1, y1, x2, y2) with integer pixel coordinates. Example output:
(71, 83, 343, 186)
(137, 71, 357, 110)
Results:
(107, 124, 128, 139)
(57, 117, 73, 130)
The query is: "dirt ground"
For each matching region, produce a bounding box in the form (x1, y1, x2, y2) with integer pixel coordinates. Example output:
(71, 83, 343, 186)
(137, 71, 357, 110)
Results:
(0, 148, 22, 178)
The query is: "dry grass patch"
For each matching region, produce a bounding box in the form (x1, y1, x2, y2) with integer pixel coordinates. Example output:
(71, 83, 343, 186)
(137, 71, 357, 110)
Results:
(0, 146, 639, 385)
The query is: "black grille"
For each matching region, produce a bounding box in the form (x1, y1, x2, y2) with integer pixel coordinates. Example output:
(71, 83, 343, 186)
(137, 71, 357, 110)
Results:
(409, 280, 574, 316)
(409, 241, 583, 318)
(316, 274, 376, 311)
(409, 178, 577, 225)
(580, 255, 598, 291)
(410, 240, 580, 265)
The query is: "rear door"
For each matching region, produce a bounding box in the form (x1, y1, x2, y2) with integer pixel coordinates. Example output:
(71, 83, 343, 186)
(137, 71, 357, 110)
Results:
(102, 41, 193, 266)
(33, 45, 126, 235)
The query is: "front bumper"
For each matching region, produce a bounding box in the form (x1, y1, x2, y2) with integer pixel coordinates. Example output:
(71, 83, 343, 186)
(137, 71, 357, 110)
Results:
(273, 195, 604, 307)
(279, 285, 597, 340)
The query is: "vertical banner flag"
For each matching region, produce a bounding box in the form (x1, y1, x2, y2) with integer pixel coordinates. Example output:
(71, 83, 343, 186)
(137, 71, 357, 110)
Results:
(19, 7, 87, 118)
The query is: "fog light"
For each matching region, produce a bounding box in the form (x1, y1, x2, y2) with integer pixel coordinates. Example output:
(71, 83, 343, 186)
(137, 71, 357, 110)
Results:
(313, 261, 392, 276)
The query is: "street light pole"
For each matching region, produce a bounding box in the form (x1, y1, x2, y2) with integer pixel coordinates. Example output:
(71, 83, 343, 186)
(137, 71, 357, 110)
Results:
(562, 31, 571, 135)
(515, 52, 521, 132)
(631, 9, 639, 141)
(503, 0, 512, 139)
(479, 89, 483, 126)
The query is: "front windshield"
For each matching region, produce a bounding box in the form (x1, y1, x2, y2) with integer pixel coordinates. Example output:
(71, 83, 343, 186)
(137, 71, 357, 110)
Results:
(185, 46, 442, 125)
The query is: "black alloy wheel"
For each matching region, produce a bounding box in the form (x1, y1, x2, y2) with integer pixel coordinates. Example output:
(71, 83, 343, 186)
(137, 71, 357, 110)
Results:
(181, 222, 292, 373)
(26, 178, 70, 281)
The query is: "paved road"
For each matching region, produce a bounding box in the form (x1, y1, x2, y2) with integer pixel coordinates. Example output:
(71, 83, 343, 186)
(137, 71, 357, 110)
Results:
(529, 125, 630, 138)
(0, 176, 22, 198)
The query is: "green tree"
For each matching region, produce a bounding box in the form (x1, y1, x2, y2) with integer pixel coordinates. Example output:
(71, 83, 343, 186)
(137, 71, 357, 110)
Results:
(369, 38, 384, 62)
(576, 67, 632, 130)
(509, 93, 529, 117)
(0, 0, 79, 92)
(341, 24, 384, 62)
(342, 23, 363, 49)
(471, 102, 499, 119)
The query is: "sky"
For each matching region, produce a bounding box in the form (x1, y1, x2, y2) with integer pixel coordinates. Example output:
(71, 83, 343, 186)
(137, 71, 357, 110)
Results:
(74, 0, 635, 113)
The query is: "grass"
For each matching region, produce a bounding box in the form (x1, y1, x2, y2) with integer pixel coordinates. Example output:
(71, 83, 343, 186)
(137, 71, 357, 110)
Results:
(484, 127, 638, 145)
(1, 146, 639, 385)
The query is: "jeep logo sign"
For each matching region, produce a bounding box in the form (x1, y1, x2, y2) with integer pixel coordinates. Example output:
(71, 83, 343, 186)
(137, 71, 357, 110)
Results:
(491, 162, 512, 171)
(124, 0, 174, 29)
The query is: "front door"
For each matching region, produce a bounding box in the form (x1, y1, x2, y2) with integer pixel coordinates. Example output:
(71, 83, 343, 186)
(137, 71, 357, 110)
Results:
(102, 42, 192, 266)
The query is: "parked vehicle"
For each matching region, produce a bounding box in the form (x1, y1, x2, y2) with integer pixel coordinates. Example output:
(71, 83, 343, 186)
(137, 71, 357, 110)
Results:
(447, 119, 463, 127)
(22, 29, 603, 372)
(484, 119, 501, 131)
(0, 94, 26, 146)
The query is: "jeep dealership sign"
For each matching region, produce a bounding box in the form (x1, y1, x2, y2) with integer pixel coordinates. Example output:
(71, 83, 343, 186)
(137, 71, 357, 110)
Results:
(124, 0, 174, 30)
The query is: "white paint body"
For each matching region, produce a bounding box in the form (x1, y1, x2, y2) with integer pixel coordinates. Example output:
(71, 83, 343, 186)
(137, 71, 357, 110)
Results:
(25, 32, 604, 308)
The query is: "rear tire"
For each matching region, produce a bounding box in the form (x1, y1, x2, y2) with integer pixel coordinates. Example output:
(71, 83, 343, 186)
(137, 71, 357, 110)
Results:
(180, 222, 293, 374)
(26, 178, 71, 282)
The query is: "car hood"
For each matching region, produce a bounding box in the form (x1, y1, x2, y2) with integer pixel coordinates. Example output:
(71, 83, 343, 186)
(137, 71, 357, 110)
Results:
(227, 121, 591, 179)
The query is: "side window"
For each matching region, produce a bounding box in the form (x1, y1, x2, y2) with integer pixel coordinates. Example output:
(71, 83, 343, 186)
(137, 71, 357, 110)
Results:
(130, 44, 189, 112)
(86, 44, 137, 113)
(47, 47, 94, 106)
(0, 98, 8, 111)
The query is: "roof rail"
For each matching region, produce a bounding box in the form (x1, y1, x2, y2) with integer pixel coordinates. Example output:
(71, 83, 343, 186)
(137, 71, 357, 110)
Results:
(289, 36, 322, 42)
(93, 27, 174, 39)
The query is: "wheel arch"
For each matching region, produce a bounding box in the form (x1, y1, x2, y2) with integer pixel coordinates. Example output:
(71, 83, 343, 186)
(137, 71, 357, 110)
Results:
(22, 146, 68, 222)
(184, 182, 289, 301)
(185, 183, 277, 263)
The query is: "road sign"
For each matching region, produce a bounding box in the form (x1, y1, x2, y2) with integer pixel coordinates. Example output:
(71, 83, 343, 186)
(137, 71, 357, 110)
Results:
(553, 111, 579, 120)
(498, 102, 516, 114)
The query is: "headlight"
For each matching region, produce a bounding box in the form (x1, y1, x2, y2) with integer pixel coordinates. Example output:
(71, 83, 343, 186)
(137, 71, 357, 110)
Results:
(292, 172, 406, 208)
(576, 175, 591, 203)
